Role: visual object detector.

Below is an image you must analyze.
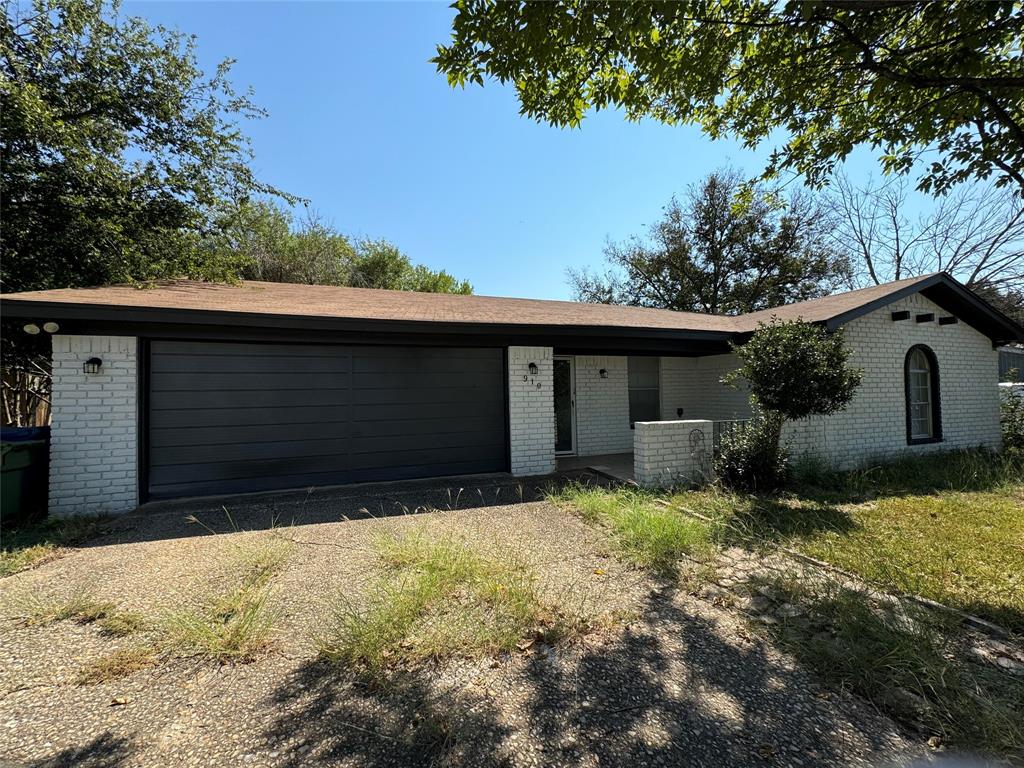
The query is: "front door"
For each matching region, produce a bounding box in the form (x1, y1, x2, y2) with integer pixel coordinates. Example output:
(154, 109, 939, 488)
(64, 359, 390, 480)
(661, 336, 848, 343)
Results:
(553, 356, 576, 455)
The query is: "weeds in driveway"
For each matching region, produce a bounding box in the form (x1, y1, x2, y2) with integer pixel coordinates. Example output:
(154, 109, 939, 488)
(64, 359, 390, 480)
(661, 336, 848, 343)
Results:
(754, 574, 1024, 758)
(1, 516, 108, 577)
(166, 535, 293, 661)
(75, 646, 160, 685)
(98, 610, 147, 637)
(319, 527, 585, 673)
(16, 591, 144, 634)
(549, 484, 718, 579)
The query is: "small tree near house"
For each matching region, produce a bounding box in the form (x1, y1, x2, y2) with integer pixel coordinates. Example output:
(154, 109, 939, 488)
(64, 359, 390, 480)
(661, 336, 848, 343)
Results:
(718, 320, 862, 492)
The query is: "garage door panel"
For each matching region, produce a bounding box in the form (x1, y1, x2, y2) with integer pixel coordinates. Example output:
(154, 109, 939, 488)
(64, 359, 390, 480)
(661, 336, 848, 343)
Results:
(150, 452, 354, 485)
(150, 437, 358, 467)
(150, 456, 504, 498)
(349, 385, 505, 406)
(153, 341, 347, 358)
(347, 445, 507, 472)
(152, 372, 349, 391)
(151, 429, 502, 467)
(348, 415, 502, 439)
(349, 371, 501, 390)
(147, 342, 507, 499)
(352, 349, 499, 370)
(349, 430, 506, 456)
(151, 354, 351, 375)
(150, 420, 354, 448)
(349, 400, 503, 422)
(151, 388, 351, 411)
(149, 405, 352, 430)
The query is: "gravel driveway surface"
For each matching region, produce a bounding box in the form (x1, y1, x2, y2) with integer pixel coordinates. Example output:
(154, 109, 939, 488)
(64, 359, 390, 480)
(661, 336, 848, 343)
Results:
(0, 478, 927, 767)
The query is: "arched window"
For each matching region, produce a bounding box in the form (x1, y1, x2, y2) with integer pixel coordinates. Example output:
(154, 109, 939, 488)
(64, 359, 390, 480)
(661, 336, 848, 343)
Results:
(904, 345, 941, 444)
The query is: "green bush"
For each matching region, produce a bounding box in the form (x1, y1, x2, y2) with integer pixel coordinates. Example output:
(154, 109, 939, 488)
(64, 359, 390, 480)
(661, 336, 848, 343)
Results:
(714, 416, 789, 493)
(1001, 390, 1024, 454)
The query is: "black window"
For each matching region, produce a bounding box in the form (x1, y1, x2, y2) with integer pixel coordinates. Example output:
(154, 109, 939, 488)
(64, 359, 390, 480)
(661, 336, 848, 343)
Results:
(628, 356, 660, 426)
(904, 345, 942, 444)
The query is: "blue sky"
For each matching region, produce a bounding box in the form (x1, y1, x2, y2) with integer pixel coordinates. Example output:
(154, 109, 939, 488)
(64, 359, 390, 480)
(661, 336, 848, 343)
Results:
(128, 1, 885, 300)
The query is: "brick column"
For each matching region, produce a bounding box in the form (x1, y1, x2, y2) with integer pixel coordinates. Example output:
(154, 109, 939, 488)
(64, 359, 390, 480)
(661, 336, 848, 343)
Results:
(49, 335, 139, 516)
(507, 346, 555, 476)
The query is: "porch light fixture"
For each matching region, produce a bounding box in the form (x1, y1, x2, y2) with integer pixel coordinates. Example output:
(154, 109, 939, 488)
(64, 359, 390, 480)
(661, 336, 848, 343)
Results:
(42, 322, 60, 333)
(599, 368, 609, 378)
(528, 362, 538, 375)
(23, 323, 40, 335)
(83, 357, 103, 374)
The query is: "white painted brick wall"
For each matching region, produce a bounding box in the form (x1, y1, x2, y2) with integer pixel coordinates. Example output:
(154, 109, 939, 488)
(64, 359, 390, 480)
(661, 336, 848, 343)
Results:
(660, 354, 752, 422)
(634, 420, 713, 488)
(508, 346, 556, 476)
(574, 355, 632, 455)
(50, 335, 138, 516)
(782, 294, 1001, 467)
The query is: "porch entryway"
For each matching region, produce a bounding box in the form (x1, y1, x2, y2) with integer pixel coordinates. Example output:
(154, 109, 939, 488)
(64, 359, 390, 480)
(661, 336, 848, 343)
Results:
(556, 452, 636, 483)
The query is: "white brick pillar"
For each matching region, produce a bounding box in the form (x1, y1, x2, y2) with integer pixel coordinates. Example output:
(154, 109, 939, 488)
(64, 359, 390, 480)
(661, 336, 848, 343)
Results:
(50, 335, 139, 517)
(633, 419, 713, 488)
(507, 346, 556, 476)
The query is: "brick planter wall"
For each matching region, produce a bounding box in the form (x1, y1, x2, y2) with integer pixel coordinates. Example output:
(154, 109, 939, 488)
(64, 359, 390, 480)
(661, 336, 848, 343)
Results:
(633, 419, 713, 488)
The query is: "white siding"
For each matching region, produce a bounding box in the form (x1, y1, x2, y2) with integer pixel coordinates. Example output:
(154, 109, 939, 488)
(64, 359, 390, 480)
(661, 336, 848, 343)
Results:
(49, 335, 138, 517)
(660, 354, 752, 422)
(783, 294, 1001, 466)
(573, 355, 632, 455)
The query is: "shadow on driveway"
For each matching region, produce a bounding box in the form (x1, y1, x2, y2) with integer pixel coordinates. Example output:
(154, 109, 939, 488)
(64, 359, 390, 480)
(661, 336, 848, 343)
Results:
(258, 588, 918, 767)
(82, 470, 606, 547)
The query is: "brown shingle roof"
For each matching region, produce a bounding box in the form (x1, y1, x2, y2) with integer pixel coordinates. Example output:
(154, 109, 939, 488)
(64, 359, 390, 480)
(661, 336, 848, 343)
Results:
(734, 274, 938, 329)
(0, 272, 991, 336)
(1, 280, 744, 332)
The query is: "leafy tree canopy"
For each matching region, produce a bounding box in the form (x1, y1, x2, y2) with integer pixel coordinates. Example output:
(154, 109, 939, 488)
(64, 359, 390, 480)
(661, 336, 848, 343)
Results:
(1, 0, 290, 294)
(211, 201, 473, 294)
(726, 320, 863, 422)
(435, 1, 1024, 195)
(569, 169, 848, 314)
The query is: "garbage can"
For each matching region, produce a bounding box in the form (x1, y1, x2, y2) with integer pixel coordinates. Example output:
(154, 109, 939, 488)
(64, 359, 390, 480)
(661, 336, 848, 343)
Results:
(1, 426, 50, 528)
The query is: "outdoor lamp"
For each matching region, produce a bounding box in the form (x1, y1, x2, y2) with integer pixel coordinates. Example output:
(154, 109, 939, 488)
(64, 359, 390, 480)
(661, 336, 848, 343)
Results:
(83, 357, 103, 374)
(23, 323, 40, 335)
(528, 362, 539, 375)
(43, 322, 60, 333)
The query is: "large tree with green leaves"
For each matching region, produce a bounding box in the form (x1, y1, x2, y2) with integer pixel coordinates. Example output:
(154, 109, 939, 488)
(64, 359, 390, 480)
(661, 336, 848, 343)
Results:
(435, 1, 1024, 196)
(210, 201, 473, 294)
(1, 0, 290, 294)
(569, 169, 848, 314)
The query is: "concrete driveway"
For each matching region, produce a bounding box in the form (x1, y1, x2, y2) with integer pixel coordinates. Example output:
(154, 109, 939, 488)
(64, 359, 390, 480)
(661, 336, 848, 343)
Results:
(0, 479, 924, 767)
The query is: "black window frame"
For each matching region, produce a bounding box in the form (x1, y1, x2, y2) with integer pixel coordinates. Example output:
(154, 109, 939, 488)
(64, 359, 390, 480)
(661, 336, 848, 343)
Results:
(904, 344, 942, 445)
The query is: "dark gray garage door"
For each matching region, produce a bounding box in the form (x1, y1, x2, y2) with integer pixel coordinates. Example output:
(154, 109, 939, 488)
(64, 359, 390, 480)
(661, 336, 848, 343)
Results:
(146, 341, 507, 499)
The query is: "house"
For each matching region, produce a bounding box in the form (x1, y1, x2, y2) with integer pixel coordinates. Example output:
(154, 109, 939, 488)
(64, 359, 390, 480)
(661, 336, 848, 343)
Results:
(1000, 345, 1024, 383)
(2, 272, 1022, 516)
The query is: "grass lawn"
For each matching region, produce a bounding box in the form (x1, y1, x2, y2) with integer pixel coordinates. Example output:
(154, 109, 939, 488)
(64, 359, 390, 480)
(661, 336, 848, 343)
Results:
(765, 490, 1024, 631)
(551, 449, 1024, 757)
(703, 451, 1024, 632)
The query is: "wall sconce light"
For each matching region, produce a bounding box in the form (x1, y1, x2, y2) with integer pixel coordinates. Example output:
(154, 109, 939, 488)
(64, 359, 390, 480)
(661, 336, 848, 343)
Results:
(528, 362, 538, 375)
(83, 357, 103, 374)
(23, 323, 40, 335)
(599, 368, 609, 379)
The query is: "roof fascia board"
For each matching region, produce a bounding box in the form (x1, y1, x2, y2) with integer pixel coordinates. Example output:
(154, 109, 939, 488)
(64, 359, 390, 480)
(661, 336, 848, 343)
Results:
(1, 301, 737, 344)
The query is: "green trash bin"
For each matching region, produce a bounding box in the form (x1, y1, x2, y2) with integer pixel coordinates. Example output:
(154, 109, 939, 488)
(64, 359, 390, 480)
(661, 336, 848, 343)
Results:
(1, 426, 50, 528)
